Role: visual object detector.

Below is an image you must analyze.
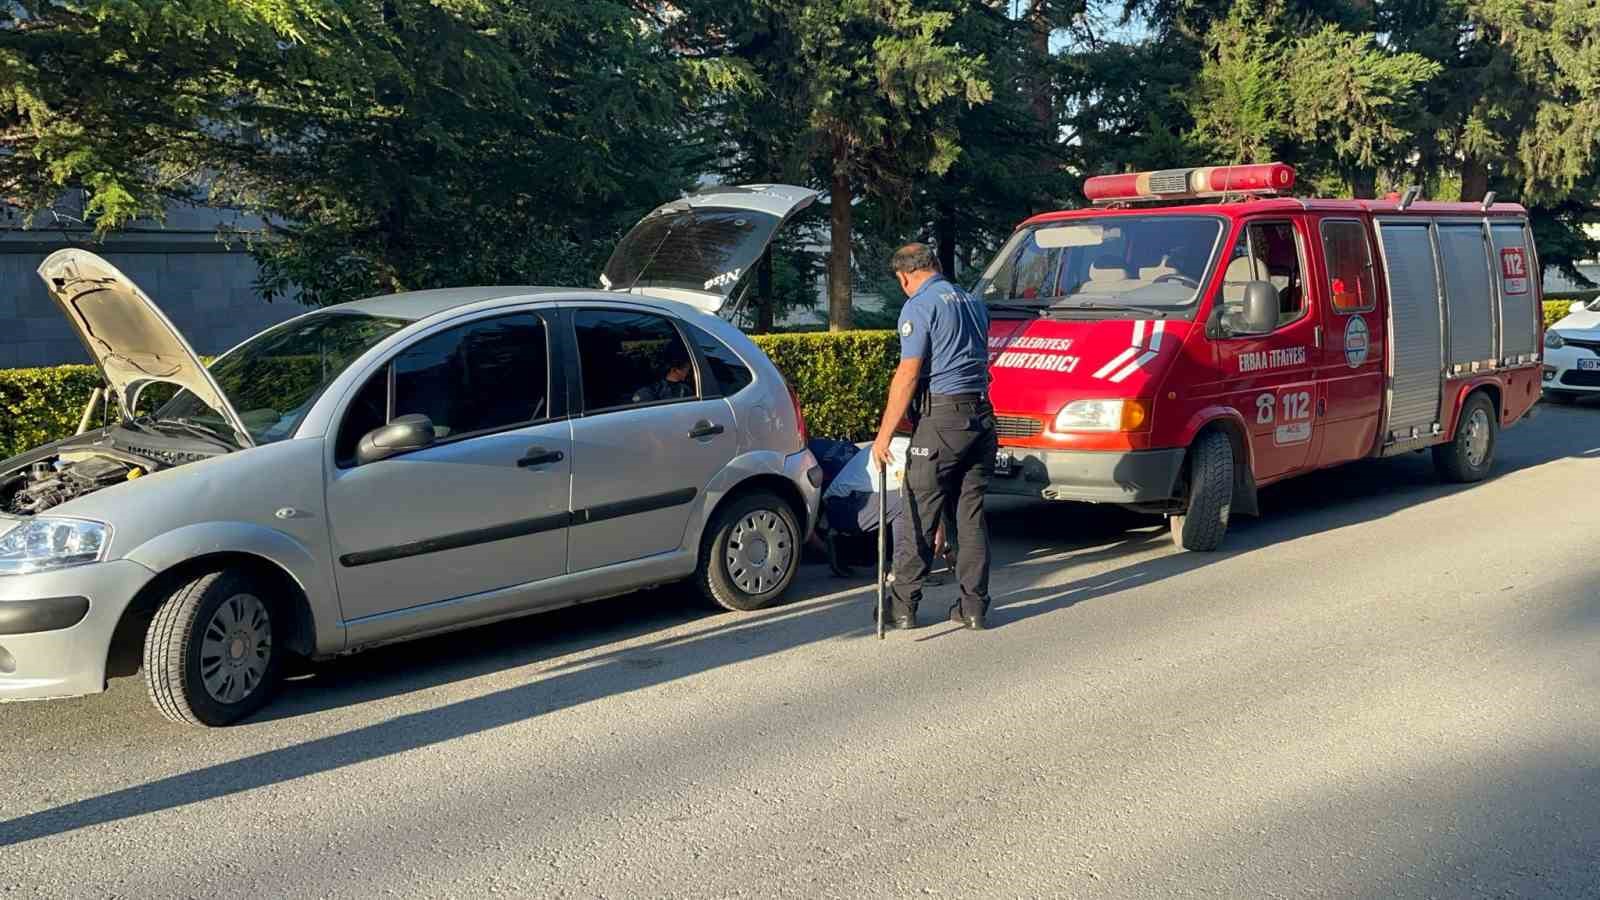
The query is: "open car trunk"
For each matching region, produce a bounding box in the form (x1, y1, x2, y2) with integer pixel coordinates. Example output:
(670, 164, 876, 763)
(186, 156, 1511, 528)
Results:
(600, 184, 819, 313)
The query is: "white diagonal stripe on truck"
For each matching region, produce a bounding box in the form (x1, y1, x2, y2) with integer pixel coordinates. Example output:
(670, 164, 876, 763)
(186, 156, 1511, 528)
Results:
(1092, 320, 1147, 379)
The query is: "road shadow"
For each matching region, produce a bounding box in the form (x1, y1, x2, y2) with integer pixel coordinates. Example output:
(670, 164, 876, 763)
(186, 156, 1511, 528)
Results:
(4, 406, 1594, 847)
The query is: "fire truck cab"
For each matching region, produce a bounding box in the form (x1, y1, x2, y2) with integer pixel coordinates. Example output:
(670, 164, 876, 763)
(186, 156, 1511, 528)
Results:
(978, 163, 1544, 551)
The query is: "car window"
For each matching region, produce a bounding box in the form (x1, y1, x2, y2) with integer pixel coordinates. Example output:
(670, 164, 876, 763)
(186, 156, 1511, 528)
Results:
(1321, 220, 1377, 313)
(334, 369, 390, 467)
(686, 323, 753, 396)
(574, 310, 699, 412)
(1221, 221, 1306, 328)
(391, 313, 549, 440)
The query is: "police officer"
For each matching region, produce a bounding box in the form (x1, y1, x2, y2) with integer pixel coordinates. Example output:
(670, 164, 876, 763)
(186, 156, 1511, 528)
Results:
(871, 243, 997, 630)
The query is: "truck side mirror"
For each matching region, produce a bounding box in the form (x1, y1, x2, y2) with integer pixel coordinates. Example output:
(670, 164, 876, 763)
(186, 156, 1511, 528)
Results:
(356, 414, 436, 465)
(1239, 281, 1280, 335)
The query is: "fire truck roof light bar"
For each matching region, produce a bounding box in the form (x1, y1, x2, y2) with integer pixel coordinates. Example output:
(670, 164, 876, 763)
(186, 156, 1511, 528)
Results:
(1083, 163, 1297, 205)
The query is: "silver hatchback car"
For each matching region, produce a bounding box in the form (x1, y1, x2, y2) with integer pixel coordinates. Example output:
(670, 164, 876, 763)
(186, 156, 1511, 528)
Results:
(0, 185, 823, 726)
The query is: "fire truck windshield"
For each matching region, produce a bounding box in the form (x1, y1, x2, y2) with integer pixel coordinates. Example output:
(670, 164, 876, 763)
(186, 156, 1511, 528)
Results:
(975, 215, 1226, 313)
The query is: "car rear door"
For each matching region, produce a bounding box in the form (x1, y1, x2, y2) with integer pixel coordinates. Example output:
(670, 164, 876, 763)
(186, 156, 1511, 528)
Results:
(565, 306, 739, 573)
(325, 308, 572, 623)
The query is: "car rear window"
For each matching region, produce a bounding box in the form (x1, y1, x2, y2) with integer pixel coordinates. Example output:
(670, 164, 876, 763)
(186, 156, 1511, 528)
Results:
(686, 323, 754, 396)
(574, 310, 700, 412)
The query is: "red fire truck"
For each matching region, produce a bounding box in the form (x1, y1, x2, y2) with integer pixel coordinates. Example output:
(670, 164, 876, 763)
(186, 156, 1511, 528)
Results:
(978, 162, 1543, 550)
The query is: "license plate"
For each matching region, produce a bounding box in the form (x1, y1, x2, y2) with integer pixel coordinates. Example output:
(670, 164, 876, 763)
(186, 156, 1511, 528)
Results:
(994, 450, 1014, 475)
(1579, 359, 1600, 371)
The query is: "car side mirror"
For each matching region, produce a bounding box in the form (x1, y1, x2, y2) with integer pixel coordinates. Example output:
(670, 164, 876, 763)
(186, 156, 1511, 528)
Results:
(356, 414, 436, 465)
(1238, 281, 1280, 335)
(1573, 300, 1590, 317)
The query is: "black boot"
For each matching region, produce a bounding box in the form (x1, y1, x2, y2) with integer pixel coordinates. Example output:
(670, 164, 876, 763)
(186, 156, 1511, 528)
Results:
(948, 603, 986, 631)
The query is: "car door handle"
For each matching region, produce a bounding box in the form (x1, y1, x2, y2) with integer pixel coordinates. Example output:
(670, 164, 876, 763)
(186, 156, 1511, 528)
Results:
(688, 421, 725, 439)
(518, 447, 565, 468)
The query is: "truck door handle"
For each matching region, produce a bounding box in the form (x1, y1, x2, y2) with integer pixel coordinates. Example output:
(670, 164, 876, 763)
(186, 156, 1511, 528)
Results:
(518, 447, 565, 468)
(688, 420, 725, 439)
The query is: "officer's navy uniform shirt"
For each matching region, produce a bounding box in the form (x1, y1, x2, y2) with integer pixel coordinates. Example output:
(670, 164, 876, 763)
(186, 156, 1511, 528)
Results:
(897, 274, 991, 396)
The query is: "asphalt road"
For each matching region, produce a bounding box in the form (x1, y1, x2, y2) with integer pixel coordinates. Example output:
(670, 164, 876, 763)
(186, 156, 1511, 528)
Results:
(3, 400, 1598, 898)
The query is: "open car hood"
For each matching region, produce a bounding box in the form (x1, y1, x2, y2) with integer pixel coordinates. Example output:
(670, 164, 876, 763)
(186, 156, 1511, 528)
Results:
(36, 249, 255, 447)
(600, 184, 820, 313)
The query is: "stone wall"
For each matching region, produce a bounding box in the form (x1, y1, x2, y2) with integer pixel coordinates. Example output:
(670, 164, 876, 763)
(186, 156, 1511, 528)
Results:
(0, 199, 305, 370)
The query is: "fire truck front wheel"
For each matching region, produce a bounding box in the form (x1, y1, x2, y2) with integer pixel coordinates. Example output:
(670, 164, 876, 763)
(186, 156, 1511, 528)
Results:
(1433, 392, 1498, 483)
(1170, 431, 1233, 552)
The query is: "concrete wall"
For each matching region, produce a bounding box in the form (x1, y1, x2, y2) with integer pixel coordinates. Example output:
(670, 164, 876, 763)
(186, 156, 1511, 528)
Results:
(0, 201, 304, 370)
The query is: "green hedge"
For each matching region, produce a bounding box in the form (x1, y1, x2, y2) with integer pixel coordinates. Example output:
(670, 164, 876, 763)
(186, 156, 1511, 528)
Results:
(0, 364, 105, 462)
(751, 331, 897, 442)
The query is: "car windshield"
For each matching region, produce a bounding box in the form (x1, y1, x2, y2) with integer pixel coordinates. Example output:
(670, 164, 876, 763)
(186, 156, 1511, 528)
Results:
(975, 215, 1226, 311)
(157, 311, 408, 446)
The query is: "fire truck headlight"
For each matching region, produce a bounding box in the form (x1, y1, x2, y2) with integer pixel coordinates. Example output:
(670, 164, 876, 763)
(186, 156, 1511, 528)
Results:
(1545, 330, 1566, 350)
(1053, 399, 1150, 433)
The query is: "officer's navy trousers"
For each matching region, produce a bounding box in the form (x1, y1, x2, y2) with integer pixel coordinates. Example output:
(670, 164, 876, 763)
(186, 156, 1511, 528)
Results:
(890, 396, 997, 619)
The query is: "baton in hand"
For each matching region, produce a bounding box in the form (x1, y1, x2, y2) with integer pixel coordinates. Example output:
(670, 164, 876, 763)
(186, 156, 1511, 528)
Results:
(876, 457, 887, 640)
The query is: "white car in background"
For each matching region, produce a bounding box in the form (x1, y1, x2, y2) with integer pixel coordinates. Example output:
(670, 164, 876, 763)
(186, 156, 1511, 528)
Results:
(1543, 296, 1600, 402)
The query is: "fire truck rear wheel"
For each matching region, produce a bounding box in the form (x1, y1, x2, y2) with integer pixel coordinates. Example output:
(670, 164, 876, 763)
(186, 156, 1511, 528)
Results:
(1433, 392, 1498, 483)
(1170, 431, 1233, 552)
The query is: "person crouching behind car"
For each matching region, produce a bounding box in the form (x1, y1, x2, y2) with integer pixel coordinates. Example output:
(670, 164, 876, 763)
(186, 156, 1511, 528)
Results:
(632, 345, 696, 403)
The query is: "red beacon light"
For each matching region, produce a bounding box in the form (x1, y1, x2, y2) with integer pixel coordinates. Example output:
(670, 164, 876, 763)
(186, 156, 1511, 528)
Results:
(1084, 163, 1296, 205)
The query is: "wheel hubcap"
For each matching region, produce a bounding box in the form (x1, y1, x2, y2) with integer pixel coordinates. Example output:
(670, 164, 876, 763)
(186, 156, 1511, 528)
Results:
(199, 593, 272, 705)
(1464, 408, 1491, 467)
(725, 509, 794, 595)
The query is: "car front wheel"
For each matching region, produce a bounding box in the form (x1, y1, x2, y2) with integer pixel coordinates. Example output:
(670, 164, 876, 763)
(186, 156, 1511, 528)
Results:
(144, 568, 284, 726)
(698, 491, 801, 612)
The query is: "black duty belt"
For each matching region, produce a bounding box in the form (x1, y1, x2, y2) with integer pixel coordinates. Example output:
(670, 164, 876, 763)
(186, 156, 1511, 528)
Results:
(928, 392, 989, 408)
(921, 393, 992, 419)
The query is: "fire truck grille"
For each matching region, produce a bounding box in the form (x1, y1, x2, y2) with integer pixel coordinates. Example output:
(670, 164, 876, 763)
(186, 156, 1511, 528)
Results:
(994, 415, 1044, 439)
(1559, 369, 1600, 388)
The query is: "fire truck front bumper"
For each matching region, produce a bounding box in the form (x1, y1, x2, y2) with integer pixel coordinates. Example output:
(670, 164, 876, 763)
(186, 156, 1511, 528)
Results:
(988, 446, 1187, 505)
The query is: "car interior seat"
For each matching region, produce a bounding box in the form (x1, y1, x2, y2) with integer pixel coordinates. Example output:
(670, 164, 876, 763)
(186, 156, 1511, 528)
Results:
(1079, 255, 1133, 294)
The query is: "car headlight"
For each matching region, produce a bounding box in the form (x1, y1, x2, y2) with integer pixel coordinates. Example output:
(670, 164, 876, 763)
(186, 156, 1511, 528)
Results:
(1545, 330, 1566, 349)
(1053, 398, 1150, 433)
(0, 517, 112, 576)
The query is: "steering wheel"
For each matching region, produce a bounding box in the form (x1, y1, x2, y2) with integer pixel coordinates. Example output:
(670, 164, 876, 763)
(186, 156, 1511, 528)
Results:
(1154, 273, 1199, 288)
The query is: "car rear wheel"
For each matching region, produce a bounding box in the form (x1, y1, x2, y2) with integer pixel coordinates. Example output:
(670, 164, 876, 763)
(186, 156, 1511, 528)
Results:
(1433, 393, 1498, 483)
(1170, 431, 1233, 552)
(144, 568, 284, 727)
(698, 490, 800, 612)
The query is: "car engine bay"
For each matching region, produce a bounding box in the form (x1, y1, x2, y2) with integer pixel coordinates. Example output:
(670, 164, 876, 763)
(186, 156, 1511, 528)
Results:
(0, 428, 225, 516)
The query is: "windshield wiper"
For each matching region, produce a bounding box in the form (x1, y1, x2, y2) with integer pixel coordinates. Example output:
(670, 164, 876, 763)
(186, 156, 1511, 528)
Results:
(153, 417, 238, 449)
(1057, 300, 1169, 318)
(986, 303, 1048, 316)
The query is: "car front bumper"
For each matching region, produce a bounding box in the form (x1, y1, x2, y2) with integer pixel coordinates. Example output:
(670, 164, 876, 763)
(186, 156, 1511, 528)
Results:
(0, 559, 157, 702)
(988, 446, 1187, 505)
(1544, 343, 1600, 393)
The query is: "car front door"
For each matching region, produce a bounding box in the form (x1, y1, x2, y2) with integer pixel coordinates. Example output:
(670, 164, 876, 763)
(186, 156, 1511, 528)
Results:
(566, 307, 739, 573)
(325, 309, 572, 623)
(1212, 218, 1322, 483)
